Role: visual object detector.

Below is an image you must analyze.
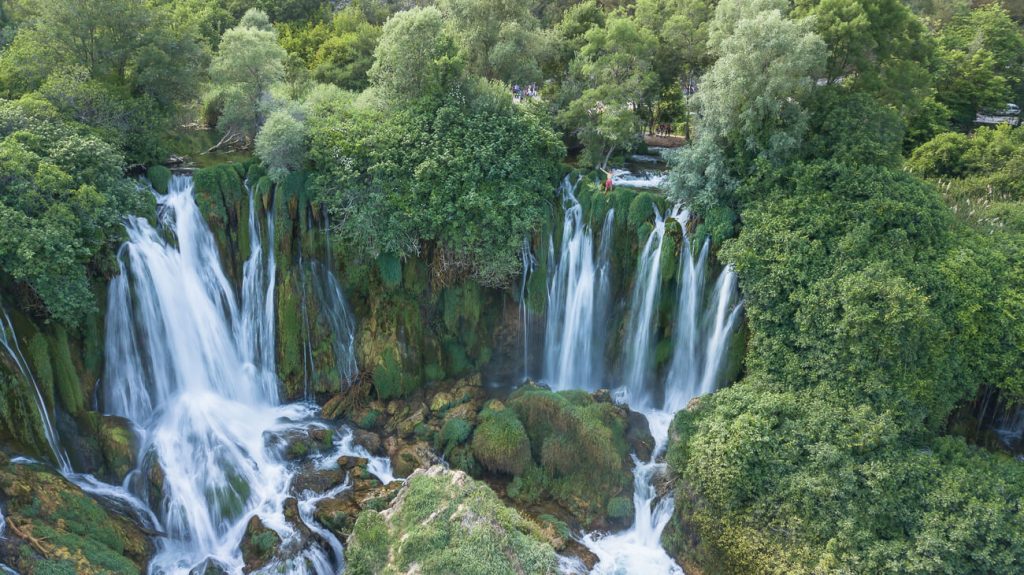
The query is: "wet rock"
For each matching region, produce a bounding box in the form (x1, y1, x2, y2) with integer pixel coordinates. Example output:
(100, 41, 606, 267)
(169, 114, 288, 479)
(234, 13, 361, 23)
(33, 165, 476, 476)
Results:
(346, 466, 558, 574)
(313, 492, 361, 538)
(594, 388, 613, 403)
(277, 426, 335, 461)
(240, 515, 281, 572)
(290, 463, 346, 496)
(189, 557, 231, 575)
(389, 440, 437, 477)
(97, 415, 139, 484)
(429, 391, 455, 414)
(351, 429, 382, 454)
(626, 409, 655, 462)
(0, 462, 154, 574)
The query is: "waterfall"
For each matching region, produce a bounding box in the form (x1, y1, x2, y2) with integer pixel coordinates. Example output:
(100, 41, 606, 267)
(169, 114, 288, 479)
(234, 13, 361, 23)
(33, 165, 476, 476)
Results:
(543, 179, 614, 391)
(0, 305, 72, 472)
(577, 206, 744, 575)
(308, 260, 359, 387)
(238, 179, 278, 401)
(103, 175, 336, 573)
(619, 206, 679, 408)
(520, 238, 535, 381)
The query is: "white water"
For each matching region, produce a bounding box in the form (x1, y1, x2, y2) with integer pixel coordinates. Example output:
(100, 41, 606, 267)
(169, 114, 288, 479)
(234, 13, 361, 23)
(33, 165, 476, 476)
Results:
(536, 183, 742, 573)
(0, 303, 72, 472)
(544, 179, 614, 391)
(611, 169, 667, 190)
(102, 175, 344, 573)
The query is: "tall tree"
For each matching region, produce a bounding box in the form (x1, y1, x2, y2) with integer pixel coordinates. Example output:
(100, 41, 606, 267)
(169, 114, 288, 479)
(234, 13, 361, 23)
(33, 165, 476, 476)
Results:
(670, 1, 825, 210)
(208, 8, 287, 140)
(558, 13, 657, 168)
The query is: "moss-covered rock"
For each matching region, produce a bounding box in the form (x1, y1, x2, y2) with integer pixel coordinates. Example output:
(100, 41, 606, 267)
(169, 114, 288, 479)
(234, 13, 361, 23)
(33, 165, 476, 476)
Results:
(0, 461, 153, 574)
(346, 466, 559, 575)
(493, 385, 637, 530)
(471, 406, 532, 476)
(239, 515, 281, 572)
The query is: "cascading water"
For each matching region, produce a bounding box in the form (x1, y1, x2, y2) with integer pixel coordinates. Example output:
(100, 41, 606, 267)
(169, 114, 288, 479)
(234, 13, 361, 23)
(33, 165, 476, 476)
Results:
(544, 179, 614, 392)
(619, 206, 681, 408)
(545, 201, 743, 574)
(103, 175, 339, 573)
(0, 305, 72, 473)
(308, 260, 359, 387)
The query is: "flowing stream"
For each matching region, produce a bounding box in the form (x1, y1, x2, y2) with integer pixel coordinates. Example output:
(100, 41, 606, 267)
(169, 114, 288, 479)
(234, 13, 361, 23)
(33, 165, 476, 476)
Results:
(544, 189, 743, 574)
(102, 175, 381, 574)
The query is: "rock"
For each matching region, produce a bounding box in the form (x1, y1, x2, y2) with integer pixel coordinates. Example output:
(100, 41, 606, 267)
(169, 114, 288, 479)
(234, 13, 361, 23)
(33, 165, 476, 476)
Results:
(429, 391, 455, 413)
(97, 415, 138, 484)
(351, 429, 383, 454)
(626, 409, 655, 462)
(395, 404, 427, 438)
(389, 440, 437, 477)
(290, 463, 346, 496)
(594, 388, 613, 403)
(189, 557, 231, 575)
(313, 493, 361, 538)
(345, 466, 559, 575)
(0, 462, 154, 574)
(240, 515, 281, 572)
(277, 426, 335, 461)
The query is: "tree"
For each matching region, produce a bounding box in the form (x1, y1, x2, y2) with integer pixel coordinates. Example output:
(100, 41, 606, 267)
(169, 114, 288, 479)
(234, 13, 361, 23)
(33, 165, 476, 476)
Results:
(367, 7, 461, 105)
(940, 4, 1024, 103)
(438, 0, 549, 84)
(278, 6, 381, 91)
(557, 14, 658, 168)
(208, 8, 286, 140)
(670, 2, 825, 211)
(254, 107, 306, 182)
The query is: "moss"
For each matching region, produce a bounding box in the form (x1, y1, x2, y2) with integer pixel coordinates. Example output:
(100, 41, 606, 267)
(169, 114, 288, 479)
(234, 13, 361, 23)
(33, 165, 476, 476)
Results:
(628, 192, 658, 230)
(443, 287, 462, 333)
(48, 327, 84, 415)
(377, 254, 402, 289)
(471, 409, 532, 476)
(146, 165, 171, 194)
(537, 514, 571, 540)
(444, 340, 471, 376)
(0, 371, 50, 458)
(506, 386, 634, 528)
(346, 511, 389, 575)
(359, 409, 381, 429)
(660, 231, 678, 283)
(424, 363, 445, 382)
(437, 417, 473, 454)
(461, 281, 482, 330)
(607, 496, 634, 520)
(0, 463, 152, 574)
(346, 467, 558, 575)
(655, 338, 674, 368)
(26, 333, 55, 410)
(276, 272, 303, 399)
(372, 347, 413, 400)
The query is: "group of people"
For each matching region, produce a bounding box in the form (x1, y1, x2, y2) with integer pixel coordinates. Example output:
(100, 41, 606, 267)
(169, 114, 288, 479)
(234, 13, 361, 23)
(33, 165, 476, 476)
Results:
(513, 83, 539, 102)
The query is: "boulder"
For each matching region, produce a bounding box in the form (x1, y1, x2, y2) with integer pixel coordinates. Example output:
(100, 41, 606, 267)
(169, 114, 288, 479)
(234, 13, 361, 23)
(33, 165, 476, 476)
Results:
(345, 466, 559, 575)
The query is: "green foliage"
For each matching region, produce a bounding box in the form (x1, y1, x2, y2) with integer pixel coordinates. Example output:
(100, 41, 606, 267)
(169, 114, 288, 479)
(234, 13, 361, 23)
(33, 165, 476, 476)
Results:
(438, 0, 550, 84)
(0, 97, 151, 326)
(367, 7, 461, 105)
(277, 6, 381, 91)
(558, 14, 658, 168)
(372, 347, 414, 400)
(309, 79, 563, 287)
(208, 9, 287, 138)
(670, 2, 825, 211)
(627, 192, 656, 229)
(254, 107, 306, 182)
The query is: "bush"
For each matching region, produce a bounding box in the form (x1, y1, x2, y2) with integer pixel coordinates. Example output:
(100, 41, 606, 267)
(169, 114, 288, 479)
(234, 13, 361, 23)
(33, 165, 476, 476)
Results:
(471, 409, 532, 476)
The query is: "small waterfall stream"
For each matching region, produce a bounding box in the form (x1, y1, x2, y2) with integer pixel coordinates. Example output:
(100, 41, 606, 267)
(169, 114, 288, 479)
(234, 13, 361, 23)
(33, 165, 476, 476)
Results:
(0, 305, 72, 472)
